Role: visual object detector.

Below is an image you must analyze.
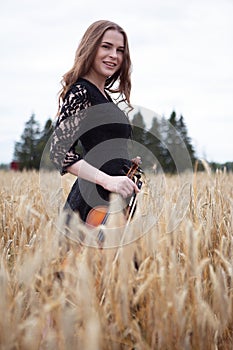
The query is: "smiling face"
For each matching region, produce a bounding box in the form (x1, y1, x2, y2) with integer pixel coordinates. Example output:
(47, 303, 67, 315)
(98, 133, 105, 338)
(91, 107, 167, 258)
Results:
(89, 29, 125, 83)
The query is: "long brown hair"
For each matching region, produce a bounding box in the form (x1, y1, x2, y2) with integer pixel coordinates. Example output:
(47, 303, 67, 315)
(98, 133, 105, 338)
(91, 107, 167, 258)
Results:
(58, 20, 132, 113)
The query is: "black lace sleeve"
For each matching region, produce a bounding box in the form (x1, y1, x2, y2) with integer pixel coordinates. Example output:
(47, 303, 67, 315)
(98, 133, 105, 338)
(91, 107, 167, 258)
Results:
(50, 84, 91, 175)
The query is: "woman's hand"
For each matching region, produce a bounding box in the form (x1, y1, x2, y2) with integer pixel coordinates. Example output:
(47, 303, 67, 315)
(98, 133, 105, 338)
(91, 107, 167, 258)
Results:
(67, 159, 140, 199)
(102, 175, 140, 199)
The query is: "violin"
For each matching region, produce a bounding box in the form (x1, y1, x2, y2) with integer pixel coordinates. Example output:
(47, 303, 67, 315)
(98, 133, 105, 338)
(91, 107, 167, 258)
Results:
(85, 160, 143, 233)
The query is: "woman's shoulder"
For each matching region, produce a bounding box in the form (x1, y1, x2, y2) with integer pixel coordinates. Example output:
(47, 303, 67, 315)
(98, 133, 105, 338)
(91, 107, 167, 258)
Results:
(58, 80, 91, 123)
(75, 78, 112, 105)
(71, 78, 95, 97)
(68, 77, 106, 106)
(68, 79, 90, 101)
(61, 79, 93, 112)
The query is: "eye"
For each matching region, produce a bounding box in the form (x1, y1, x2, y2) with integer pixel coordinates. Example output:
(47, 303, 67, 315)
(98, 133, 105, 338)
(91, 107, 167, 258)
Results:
(117, 48, 124, 53)
(102, 44, 110, 49)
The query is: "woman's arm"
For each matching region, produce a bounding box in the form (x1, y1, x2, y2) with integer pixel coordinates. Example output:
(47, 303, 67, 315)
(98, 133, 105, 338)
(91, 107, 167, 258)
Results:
(67, 159, 140, 199)
(50, 85, 91, 175)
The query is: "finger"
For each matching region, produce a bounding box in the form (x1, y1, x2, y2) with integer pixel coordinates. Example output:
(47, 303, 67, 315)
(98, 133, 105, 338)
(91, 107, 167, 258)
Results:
(133, 182, 140, 193)
(120, 189, 129, 198)
(131, 156, 142, 165)
(128, 178, 139, 191)
(124, 183, 137, 197)
(125, 180, 137, 194)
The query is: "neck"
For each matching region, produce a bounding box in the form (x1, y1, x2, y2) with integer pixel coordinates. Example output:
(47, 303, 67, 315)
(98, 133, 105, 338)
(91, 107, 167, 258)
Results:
(82, 73, 106, 95)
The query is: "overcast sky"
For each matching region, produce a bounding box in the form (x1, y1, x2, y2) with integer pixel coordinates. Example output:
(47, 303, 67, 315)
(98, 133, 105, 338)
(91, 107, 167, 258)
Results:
(1, 0, 233, 164)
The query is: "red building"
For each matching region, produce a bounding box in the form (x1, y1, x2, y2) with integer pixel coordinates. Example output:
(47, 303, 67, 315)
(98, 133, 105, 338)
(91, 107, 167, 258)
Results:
(10, 161, 20, 171)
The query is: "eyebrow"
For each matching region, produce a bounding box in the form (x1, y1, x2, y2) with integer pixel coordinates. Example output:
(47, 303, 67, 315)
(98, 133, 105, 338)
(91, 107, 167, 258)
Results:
(102, 41, 125, 49)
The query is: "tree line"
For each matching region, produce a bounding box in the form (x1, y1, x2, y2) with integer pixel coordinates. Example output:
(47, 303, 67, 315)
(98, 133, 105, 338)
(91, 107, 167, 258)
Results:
(10, 111, 233, 173)
(13, 114, 53, 171)
(129, 110, 197, 172)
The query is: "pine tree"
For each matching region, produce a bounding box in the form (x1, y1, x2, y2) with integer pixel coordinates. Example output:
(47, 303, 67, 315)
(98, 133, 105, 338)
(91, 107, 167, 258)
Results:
(36, 118, 54, 169)
(166, 111, 181, 173)
(14, 115, 54, 170)
(158, 112, 178, 173)
(129, 110, 147, 162)
(176, 115, 196, 166)
(145, 116, 164, 170)
(14, 114, 41, 170)
(163, 111, 196, 173)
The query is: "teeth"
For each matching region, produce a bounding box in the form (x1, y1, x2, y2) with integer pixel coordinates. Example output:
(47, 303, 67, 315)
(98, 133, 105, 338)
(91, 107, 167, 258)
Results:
(104, 62, 115, 67)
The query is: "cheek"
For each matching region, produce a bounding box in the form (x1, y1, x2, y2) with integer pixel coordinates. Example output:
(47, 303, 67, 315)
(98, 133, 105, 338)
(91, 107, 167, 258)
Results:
(118, 55, 124, 66)
(93, 54, 102, 68)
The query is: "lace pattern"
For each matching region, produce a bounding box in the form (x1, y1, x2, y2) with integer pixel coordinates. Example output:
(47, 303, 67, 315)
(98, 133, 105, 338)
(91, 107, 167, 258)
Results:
(50, 84, 91, 174)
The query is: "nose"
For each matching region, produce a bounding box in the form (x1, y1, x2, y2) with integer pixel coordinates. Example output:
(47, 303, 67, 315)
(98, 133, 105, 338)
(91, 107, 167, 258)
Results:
(109, 48, 117, 58)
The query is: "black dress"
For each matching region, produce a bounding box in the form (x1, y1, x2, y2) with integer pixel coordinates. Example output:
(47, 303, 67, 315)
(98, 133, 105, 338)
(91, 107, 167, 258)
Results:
(50, 78, 132, 222)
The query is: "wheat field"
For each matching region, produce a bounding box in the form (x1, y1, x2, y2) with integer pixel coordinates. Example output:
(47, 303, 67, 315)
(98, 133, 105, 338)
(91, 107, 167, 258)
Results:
(0, 166, 233, 349)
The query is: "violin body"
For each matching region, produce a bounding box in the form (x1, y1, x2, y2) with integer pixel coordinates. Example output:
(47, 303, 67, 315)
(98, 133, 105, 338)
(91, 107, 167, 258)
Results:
(86, 205, 108, 227)
(85, 160, 143, 230)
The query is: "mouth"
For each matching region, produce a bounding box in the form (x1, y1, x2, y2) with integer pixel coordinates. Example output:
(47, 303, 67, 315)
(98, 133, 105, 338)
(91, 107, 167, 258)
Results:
(103, 61, 117, 68)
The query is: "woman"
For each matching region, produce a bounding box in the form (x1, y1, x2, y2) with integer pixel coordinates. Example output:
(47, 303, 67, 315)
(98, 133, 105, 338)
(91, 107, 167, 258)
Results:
(50, 20, 140, 225)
